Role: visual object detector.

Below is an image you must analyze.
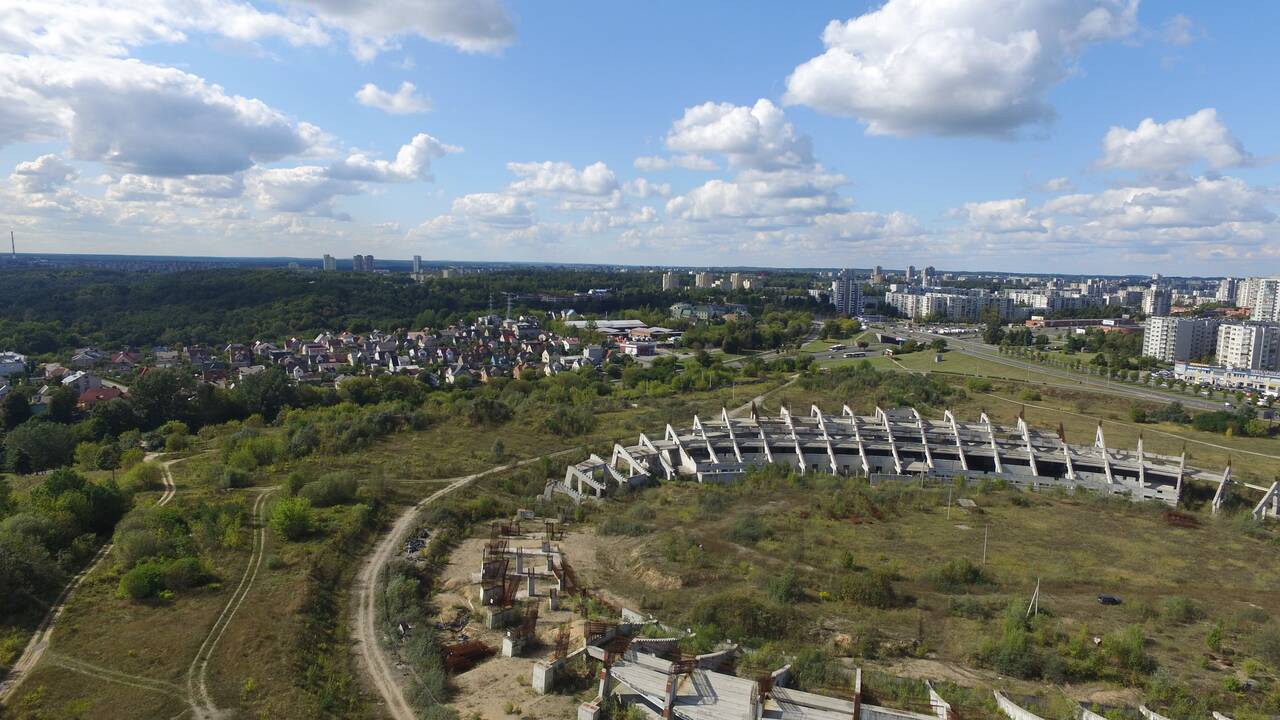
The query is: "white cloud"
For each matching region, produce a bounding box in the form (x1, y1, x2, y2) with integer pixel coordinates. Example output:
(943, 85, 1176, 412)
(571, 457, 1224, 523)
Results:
(11, 154, 77, 194)
(0, 0, 329, 59)
(665, 99, 813, 170)
(0, 56, 320, 176)
(355, 81, 431, 114)
(105, 173, 244, 202)
(506, 161, 619, 196)
(1038, 176, 1076, 193)
(1162, 14, 1195, 46)
(784, 0, 1139, 136)
(250, 165, 358, 218)
(1099, 108, 1252, 174)
(633, 154, 718, 172)
(1043, 176, 1275, 230)
(954, 198, 1047, 233)
(452, 192, 535, 228)
(666, 168, 849, 224)
(284, 0, 515, 58)
(623, 178, 670, 199)
(813, 211, 921, 242)
(329, 133, 460, 182)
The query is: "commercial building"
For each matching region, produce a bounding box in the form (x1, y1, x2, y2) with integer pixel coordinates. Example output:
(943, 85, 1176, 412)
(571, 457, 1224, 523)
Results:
(661, 271, 681, 291)
(1216, 323, 1280, 370)
(412, 255, 422, 274)
(1142, 286, 1172, 317)
(1141, 316, 1219, 363)
(871, 265, 884, 284)
(352, 254, 375, 272)
(1175, 362, 1280, 397)
(830, 270, 862, 316)
(322, 254, 337, 271)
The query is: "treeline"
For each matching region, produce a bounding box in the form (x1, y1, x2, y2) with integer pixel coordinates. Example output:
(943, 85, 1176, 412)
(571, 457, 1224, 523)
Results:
(0, 268, 823, 356)
(798, 361, 960, 410)
(681, 311, 813, 353)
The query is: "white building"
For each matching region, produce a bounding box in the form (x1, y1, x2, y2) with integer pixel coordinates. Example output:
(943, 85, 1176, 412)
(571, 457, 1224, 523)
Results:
(830, 270, 862, 316)
(694, 271, 712, 289)
(1239, 278, 1280, 322)
(1216, 322, 1280, 371)
(322, 254, 337, 271)
(661, 271, 682, 292)
(1142, 286, 1172, 317)
(1216, 277, 1238, 303)
(0, 351, 27, 377)
(1141, 317, 1218, 363)
(886, 288, 1012, 322)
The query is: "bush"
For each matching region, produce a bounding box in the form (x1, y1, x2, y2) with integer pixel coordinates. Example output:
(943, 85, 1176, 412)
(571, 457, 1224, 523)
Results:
(687, 592, 793, 642)
(727, 514, 772, 545)
(1101, 625, 1154, 675)
(1018, 389, 1042, 402)
(270, 496, 314, 541)
(544, 404, 596, 437)
(766, 567, 804, 604)
(164, 433, 190, 452)
(1159, 596, 1204, 624)
(122, 462, 163, 492)
(922, 557, 993, 593)
(221, 466, 252, 489)
(298, 474, 358, 507)
(119, 560, 167, 600)
(835, 570, 898, 608)
(163, 556, 210, 590)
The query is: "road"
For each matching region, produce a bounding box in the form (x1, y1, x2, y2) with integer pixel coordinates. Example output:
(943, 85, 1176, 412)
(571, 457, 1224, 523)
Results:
(351, 452, 577, 720)
(186, 487, 275, 720)
(895, 327, 1225, 413)
(0, 454, 180, 704)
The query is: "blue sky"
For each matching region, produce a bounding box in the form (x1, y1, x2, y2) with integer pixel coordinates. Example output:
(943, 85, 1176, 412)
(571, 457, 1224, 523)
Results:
(1, 1, 1278, 275)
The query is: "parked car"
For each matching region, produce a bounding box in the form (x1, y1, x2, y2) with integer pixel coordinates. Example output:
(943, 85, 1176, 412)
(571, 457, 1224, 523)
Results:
(1097, 594, 1122, 606)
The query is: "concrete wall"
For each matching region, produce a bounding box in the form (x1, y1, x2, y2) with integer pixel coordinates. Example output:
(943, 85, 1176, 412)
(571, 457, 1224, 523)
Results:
(994, 691, 1047, 720)
(1079, 706, 1107, 720)
(861, 705, 937, 720)
(1139, 705, 1173, 720)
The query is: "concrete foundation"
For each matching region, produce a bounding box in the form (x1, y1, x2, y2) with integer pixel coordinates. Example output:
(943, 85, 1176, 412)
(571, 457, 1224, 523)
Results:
(532, 661, 556, 694)
(577, 701, 602, 720)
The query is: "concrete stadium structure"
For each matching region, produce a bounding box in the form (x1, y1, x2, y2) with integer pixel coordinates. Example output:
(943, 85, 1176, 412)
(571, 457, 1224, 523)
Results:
(547, 405, 1268, 513)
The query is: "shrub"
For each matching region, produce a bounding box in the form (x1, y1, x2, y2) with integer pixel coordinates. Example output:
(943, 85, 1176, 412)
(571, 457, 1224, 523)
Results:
(688, 592, 793, 642)
(1018, 389, 1042, 402)
(163, 557, 210, 590)
(835, 570, 898, 609)
(1159, 596, 1204, 624)
(119, 560, 167, 600)
(966, 378, 993, 393)
(164, 433, 190, 452)
(221, 466, 252, 489)
(1101, 625, 1154, 675)
(298, 474, 358, 507)
(270, 497, 314, 541)
(728, 514, 772, 545)
(122, 462, 164, 492)
(766, 567, 804, 604)
(922, 557, 993, 593)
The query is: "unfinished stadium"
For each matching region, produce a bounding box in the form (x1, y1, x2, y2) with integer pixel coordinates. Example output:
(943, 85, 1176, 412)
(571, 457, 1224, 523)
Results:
(548, 404, 1279, 519)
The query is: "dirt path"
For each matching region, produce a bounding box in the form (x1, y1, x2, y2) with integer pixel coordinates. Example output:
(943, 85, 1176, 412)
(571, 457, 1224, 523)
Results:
(186, 487, 275, 720)
(0, 454, 185, 705)
(351, 451, 576, 720)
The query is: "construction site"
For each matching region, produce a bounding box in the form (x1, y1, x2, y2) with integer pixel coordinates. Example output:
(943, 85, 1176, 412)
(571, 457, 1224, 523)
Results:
(547, 404, 1280, 519)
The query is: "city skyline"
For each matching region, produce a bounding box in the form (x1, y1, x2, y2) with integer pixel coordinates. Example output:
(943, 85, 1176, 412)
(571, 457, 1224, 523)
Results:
(2, 1, 1279, 274)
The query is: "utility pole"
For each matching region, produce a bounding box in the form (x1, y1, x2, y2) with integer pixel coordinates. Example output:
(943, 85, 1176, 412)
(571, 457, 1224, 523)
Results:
(947, 486, 952, 520)
(982, 525, 989, 566)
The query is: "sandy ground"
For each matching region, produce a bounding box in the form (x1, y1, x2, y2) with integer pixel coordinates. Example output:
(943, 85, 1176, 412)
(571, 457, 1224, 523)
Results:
(435, 532, 599, 720)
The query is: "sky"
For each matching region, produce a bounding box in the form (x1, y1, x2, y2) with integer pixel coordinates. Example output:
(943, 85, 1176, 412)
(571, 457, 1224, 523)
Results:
(1, 0, 1279, 275)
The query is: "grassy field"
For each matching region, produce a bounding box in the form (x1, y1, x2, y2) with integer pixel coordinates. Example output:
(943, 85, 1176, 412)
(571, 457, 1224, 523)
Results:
(582, 473, 1280, 719)
(1, 374, 793, 719)
(802, 330, 875, 353)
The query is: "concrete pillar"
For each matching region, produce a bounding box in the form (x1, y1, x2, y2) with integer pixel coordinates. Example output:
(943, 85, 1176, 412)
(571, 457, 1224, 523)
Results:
(663, 673, 678, 718)
(502, 634, 520, 657)
(598, 666, 613, 699)
(548, 588, 560, 611)
(527, 571, 536, 597)
(577, 701, 602, 720)
(532, 661, 556, 694)
(515, 548, 524, 574)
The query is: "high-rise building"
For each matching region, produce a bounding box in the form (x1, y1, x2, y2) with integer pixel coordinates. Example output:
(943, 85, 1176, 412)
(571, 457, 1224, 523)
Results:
(1240, 278, 1280, 321)
(662, 271, 682, 291)
(352, 255, 365, 272)
(1216, 277, 1238, 303)
(1142, 286, 1172, 317)
(1142, 316, 1219, 363)
(695, 271, 712, 289)
(322, 254, 337, 271)
(1216, 323, 1280, 370)
(729, 272, 745, 290)
(831, 270, 863, 316)
(413, 255, 422, 273)
(921, 265, 936, 287)
(364, 254, 375, 272)
(907, 265, 917, 283)
(871, 265, 884, 284)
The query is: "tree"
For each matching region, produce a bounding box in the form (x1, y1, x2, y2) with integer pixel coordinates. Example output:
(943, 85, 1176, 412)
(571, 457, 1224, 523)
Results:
(129, 368, 195, 429)
(5, 420, 76, 472)
(929, 338, 948, 352)
(46, 386, 78, 423)
(234, 368, 299, 421)
(270, 496, 313, 541)
(1, 390, 31, 430)
(96, 444, 122, 480)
